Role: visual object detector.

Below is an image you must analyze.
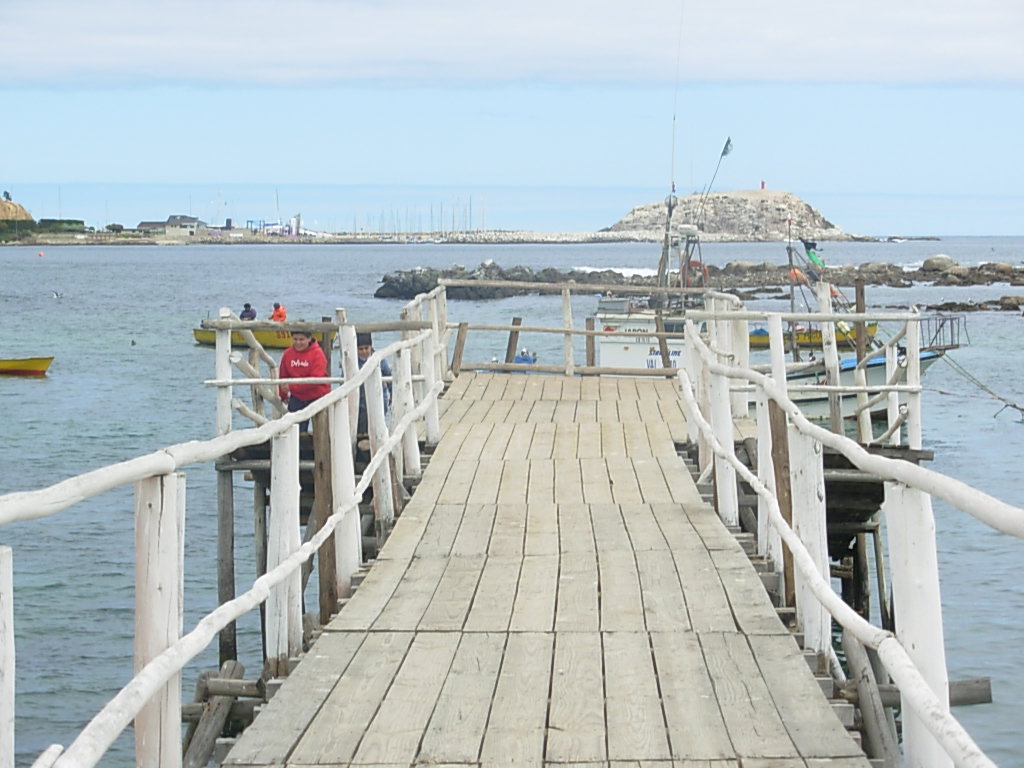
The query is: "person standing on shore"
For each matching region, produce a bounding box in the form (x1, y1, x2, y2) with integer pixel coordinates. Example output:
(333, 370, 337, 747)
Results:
(270, 302, 287, 322)
(278, 329, 330, 431)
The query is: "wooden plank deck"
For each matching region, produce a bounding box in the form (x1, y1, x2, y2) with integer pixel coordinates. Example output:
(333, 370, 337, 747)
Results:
(224, 372, 869, 768)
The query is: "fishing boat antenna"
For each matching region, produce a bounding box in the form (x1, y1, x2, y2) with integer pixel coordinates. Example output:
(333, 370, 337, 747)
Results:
(653, 5, 688, 301)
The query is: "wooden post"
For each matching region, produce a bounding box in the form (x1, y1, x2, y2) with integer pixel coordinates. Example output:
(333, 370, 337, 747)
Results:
(872, 523, 893, 630)
(400, 306, 423, 405)
(311, 410, 337, 625)
(319, 315, 334, 372)
(906, 315, 923, 450)
(182, 660, 244, 768)
(267, 425, 302, 677)
(214, 307, 233, 437)
(854, 281, 867, 361)
(885, 344, 899, 445)
(216, 469, 236, 665)
(655, 312, 671, 368)
(1, 547, 13, 768)
(585, 316, 596, 367)
(730, 314, 750, 416)
(504, 316, 523, 363)
(709, 359, 738, 526)
(854, 282, 872, 442)
(214, 307, 237, 665)
(339, 322, 360, 444)
(755, 392, 781, 573)
(396, 349, 422, 481)
(883, 482, 951, 768)
(450, 321, 469, 375)
(561, 287, 575, 375)
(768, 400, 795, 609)
(842, 630, 899, 767)
(331, 399, 360, 598)
(758, 315, 787, 588)
(788, 426, 830, 664)
(422, 323, 442, 446)
(367, 364, 396, 539)
(816, 283, 843, 432)
(134, 472, 185, 768)
(252, 477, 268, 658)
(428, 293, 450, 382)
(683, 331, 700, 446)
(388, 351, 406, 486)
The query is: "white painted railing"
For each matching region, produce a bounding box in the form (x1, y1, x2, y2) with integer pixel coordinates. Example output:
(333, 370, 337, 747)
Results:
(0, 297, 448, 768)
(679, 310, 1020, 768)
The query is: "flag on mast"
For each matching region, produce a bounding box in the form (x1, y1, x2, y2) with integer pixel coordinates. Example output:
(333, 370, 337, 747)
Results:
(801, 239, 825, 267)
(721, 137, 733, 157)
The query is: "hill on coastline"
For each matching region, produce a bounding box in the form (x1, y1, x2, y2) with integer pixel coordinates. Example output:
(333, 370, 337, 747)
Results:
(0, 200, 33, 221)
(606, 189, 863, 243)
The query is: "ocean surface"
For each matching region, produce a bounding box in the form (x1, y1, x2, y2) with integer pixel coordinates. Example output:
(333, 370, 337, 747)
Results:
(1, 237, 1023, 767)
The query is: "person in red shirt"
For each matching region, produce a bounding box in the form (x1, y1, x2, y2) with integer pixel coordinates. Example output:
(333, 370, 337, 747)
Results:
(278, 330, 330, 431)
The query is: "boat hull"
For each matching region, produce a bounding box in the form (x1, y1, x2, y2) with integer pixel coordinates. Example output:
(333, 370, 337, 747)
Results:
(749, 322, 878, 350)
(0, 357, 54, 376)
(784, 349, 943, 420)
(193, 328, 334, 349)
(595, 311, 688, 369)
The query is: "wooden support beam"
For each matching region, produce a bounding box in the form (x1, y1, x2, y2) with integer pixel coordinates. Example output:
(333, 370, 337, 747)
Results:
(182, 660, 245, 768)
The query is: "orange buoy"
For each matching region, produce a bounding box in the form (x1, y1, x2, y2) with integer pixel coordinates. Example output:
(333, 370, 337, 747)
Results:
(38, 251, 44, 258)
(789, 267, 807, 285)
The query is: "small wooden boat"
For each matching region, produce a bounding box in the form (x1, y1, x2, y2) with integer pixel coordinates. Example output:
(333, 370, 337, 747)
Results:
(749, 321, 878, 350)
(192, 327, 334, 349)
(0, 356, 54, 376)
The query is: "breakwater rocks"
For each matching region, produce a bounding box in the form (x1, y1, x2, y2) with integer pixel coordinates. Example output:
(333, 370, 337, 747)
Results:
(375, 261, 635, 300)
(375, 254, 1024, 310)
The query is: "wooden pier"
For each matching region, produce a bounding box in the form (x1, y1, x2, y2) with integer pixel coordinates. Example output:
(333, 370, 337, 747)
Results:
(223, 372, 869, 767)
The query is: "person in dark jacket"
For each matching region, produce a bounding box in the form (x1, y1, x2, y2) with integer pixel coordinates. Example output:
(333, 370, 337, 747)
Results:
(239, 302, 257, 320)
(356, 332, 392, 434)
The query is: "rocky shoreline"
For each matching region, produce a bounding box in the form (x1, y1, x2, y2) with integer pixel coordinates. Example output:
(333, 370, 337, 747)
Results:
(375, 255, 1024, 312)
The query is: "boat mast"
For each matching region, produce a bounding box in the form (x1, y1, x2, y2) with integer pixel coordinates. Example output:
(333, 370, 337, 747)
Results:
(785, 220, 801, 362)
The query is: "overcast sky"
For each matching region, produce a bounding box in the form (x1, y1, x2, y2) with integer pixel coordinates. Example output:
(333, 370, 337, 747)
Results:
(2, 0, 1022, 235)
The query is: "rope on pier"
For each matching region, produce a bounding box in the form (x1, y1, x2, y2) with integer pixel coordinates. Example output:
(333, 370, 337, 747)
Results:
(936, 354, 1024, 421)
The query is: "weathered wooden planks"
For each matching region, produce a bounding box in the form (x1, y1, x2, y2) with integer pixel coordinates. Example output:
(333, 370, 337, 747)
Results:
(224, 373, 869, 768)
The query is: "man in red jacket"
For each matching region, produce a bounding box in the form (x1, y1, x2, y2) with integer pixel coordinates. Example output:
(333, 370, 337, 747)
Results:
(278, 330, 330, 431)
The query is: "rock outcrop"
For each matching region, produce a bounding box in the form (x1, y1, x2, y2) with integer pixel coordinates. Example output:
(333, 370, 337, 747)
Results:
(0, 200, 33, 221)
(376, 257, 1024, 306)
(606, 189, 859, 243)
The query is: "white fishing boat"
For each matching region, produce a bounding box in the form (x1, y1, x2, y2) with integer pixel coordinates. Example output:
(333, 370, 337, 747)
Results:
(785, 348, 945, 420)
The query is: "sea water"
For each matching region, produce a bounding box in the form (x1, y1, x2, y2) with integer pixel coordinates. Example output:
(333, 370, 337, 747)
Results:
(1, 238, 1023, 767)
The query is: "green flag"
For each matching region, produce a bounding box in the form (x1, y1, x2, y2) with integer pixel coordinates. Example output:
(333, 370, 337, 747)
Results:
(801, 239, 825, 267)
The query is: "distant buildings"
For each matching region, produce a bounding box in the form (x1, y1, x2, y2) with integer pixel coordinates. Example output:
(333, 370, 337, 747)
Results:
(135, 215, 209, 236)
(135, 214, 302, 237)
